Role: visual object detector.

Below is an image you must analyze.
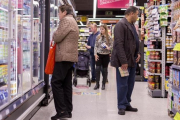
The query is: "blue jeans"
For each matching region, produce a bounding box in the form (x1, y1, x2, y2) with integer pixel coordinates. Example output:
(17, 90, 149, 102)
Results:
(116, 64, 137, 110)
(90, 55, 96, 80)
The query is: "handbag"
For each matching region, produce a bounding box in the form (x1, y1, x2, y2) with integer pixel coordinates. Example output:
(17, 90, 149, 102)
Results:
(45, 41, 56, 74)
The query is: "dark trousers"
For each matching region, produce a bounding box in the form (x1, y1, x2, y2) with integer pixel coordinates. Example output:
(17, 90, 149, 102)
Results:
(116, 64, 137, 110)
(51, 62, 73, 113)
(90, 55, 96, 80)
(96, 54, 109, 83)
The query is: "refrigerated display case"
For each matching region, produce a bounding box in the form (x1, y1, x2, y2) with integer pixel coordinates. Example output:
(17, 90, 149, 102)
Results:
(0, 0, 46, 119)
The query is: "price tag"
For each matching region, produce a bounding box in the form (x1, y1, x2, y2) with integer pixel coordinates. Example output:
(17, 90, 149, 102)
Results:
(21, 99, 23, 103)
(140, 7, 144, 10)
(26, 94, 28, 99)
(6, 109, 9, 115)
(173, 43, 180, 51)
(174, 112, 180, 120)
(146, 51, 150, 56)
(13, 104, 16, 109)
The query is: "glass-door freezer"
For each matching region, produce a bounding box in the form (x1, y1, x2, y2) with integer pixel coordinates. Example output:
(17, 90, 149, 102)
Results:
(0, 0, 19, 110)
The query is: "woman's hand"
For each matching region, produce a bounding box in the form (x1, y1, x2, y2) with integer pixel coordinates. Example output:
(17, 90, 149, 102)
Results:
(106, 46, 110, 50)
(95, 55, 99, 61)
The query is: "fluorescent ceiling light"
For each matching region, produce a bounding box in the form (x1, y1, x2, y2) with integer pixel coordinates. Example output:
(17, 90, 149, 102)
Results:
(121, 9, 127, 10)
(115, 15, 125, 18)
(54, 6, 58, 9)
(93, 0, 97, 18)
(133, 2, 137, 6)
(75, 11, 78, 13)
(80, 21, 84, 26)
(88, 18, 120, 20)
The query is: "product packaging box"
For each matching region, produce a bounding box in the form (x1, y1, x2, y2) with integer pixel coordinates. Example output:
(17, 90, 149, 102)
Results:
(173, 70, 176, 86)
(174, 51, 178, 65)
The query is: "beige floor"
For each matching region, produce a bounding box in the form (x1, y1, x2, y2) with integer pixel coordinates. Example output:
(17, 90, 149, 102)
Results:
(31, 66, 171, 120)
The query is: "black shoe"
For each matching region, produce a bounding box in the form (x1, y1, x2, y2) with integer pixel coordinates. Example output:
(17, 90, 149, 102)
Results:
(94, 83, 99, 90)
(91, 79, 96, 83)
(106, 79, 108, 83)
(102, 83, 105, 90)
(126, 106, 138, 112)
(51, 112, 69, 120)
(118, 109, 125, 115)
(68, 112, 72, 118)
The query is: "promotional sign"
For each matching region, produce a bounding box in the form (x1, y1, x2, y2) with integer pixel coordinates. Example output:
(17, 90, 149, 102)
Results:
(98, 0, 133, 9)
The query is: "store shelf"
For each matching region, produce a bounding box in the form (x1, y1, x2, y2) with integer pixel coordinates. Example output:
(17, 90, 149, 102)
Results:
(148, 59, 162, 62)
(147, 72, 162, 76)
(172, 84, 179, 91)
(166, 47, 174, 49)
(171, 65, 180, 70)
(167, 33, 172, 36)
(0, 60, 8, 64)
(166, 61, 173, 63)
(148, 88, 162, 97)
(172, 108, 180, 115)
(0, 7, 8, 12)
(147, 49, 162, 52)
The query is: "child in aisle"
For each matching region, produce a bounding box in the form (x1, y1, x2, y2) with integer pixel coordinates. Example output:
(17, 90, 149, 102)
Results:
(94, 24, 113, 90)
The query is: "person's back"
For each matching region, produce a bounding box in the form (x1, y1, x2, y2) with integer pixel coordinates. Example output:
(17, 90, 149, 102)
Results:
(54, 15, 79, 62)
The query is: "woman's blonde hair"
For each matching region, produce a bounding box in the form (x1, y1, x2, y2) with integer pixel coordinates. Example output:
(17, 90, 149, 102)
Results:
(97, 24, 110, 45)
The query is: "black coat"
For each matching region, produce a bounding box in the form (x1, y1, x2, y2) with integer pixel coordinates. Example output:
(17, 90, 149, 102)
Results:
(111, 18, 139, 68)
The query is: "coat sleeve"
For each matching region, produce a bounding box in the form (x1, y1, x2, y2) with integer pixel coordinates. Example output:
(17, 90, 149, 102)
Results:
(114, 22, 128, 65)
(53, 18, 71, 43)
(94, 37, 100, 56)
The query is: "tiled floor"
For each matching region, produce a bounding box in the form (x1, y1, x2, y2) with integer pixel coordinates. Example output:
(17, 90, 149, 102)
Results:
(31, 66, 171, 120)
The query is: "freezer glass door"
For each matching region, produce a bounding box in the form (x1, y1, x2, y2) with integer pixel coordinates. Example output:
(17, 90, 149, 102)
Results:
(18, 0, 32, 93)
(32, 0, 45, 87)
(0, 0, 9, 110)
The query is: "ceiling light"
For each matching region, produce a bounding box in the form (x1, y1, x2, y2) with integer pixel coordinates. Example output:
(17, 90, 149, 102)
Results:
(75, 11, 78, 13)
(80, 21, 84, 26)
(121, 9, 127, 10)
(93, 0, 97, 18)
(133, 2, 137, 6)
(115, 15, 125, 18)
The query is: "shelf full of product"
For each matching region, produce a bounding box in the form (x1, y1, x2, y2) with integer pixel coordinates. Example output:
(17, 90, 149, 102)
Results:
(167, 0, 180, 117)
(144, 0, 172, 98)
(78, 27, 90, 51)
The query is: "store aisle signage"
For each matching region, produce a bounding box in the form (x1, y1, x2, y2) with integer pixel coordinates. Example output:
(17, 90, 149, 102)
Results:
(98, 0, 133, 8)
(101, 20, 119, 23)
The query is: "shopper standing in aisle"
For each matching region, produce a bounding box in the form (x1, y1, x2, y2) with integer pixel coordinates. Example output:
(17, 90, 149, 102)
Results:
(111, 6, 141, 115)
(86, 23, 100, 83)
(51, 4, 79, 120)
(94, 24, 113, 90)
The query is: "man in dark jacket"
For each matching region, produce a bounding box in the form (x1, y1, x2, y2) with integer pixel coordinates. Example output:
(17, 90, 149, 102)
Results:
(86, 23, 100, 82)
(111, 6, 141, 115)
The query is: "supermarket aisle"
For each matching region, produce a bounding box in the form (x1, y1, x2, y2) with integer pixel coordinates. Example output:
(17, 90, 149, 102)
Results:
(31, 66, 170, 120)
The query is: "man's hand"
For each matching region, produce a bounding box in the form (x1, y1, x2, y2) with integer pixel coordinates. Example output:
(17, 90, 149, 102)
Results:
(86, 45, 91, 49)
(95, 55, 99, 61)
(121, 64, 128, 70)
(136, 54, 141, 63)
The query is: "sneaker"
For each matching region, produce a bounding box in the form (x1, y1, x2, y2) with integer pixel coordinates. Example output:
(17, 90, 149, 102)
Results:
(126, 106, 138, 112)
(51, 112, 69, 120)
(118, 109, 125, 115)
(68, 112, 72, 118)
